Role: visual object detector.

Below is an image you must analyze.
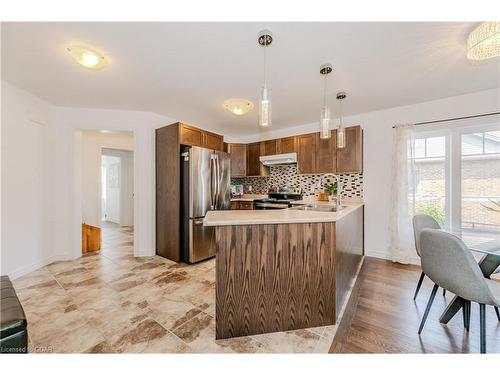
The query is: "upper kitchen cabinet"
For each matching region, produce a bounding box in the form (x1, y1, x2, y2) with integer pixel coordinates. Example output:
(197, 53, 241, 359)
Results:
(227, 143, 247, 177)
(297, 133, 317, 174)
(179, 123, 224, 151)
(337, 125, 363, 173)
(278, 136, 297, 154)
(262, 139, 279, 156)
(246, 142, 268, 177)
(204, 131, 224, 151)
(315, 130, 337, 174)
(179, 123, 203, 147)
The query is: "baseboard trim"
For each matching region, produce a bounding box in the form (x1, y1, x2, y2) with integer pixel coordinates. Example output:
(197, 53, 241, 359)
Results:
(8, 256, 57, 280)
(365, 248, 420, 266)
(7, 252, 81, 280)
(134, 250, 155, 257)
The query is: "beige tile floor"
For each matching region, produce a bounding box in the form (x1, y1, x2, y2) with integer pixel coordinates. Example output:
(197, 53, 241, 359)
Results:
(12, 226, 337, 353)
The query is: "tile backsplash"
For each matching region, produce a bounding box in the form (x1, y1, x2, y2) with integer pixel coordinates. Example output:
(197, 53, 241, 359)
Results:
(231, 164, 363, 198)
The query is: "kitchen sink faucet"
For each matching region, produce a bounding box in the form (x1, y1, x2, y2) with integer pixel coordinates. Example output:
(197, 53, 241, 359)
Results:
(320, 173, 342, 208)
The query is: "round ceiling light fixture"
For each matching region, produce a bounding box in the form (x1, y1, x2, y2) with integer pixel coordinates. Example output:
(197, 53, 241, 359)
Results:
(467, 22, 500, 61)
(223, 99, 254, 116)
(66, 45, 108, 69)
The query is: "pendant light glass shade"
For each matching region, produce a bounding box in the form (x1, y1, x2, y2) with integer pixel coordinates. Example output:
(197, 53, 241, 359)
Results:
(319, 63, 333, 139)
(320, 106, 331, 139)
(467, 22, 500, 61)
(259, 86, 272, 127)
(258, 30, 273, 127)
(336, 92, 347, 149)
(337, 128, 346, 149)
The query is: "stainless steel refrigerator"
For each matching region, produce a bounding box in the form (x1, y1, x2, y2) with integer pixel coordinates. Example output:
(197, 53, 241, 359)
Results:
(180, 146, 231, 263)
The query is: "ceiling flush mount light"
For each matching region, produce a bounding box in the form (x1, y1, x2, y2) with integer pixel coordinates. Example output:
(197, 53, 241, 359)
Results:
(319, 63, 333, 139)
(336, 92, 347, 149)
(467, 22, 500, 61)
(258, 30, 273, 127)
(223, 99, 254, 116)
(66, 45, 107, 69)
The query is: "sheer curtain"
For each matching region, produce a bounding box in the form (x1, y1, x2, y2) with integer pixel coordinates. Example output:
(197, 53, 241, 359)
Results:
(388, 124, 416, 264)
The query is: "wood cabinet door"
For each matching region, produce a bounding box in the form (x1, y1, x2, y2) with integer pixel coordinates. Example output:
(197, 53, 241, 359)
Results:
(204, 131, 223, 151)
(315, 130, 337, 174)
(337, 126, 363, 173)
(82, 224, 100, 253)
(179, 124, 203, 147)
(297, 133, 316, 174)
(228, 143, 247, 176)
(239, 201, 254, 210)
(246, 142, 263, 176)
(262, 139, 278, 156)
(279, 136, 297, 154)
(230, 201, 240, 210)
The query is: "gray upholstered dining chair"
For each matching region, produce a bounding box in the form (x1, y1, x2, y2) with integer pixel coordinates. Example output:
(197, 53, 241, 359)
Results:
(412, 214, 447, 299)
(418, 228, 500, 353)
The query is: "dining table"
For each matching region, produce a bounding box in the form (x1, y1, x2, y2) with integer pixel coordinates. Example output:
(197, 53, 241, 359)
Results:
(439, 230, 500, 325)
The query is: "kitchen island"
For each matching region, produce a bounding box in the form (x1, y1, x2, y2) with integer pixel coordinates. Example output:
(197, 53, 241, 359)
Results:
(204, 202, 364, 339)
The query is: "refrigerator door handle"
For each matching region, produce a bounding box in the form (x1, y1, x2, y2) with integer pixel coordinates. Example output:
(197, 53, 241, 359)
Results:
(215, 154, 220, 209)
(210, 155, 215, 210)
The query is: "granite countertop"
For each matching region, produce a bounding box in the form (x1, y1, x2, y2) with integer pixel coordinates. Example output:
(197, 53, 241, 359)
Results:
(230, 194, 268, 202)
(204, 202, 364, 226)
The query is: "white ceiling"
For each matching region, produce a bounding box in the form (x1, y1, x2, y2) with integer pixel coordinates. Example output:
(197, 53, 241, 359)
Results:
(2, 22, 499, 137)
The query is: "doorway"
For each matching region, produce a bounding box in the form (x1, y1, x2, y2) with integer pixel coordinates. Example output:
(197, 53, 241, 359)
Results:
(100, 148, 134, 252)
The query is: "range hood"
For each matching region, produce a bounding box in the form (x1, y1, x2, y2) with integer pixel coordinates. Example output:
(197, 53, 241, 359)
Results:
(259, 152, 297, 166)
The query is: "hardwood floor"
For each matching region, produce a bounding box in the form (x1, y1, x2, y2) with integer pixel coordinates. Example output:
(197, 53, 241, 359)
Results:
(330, 257, 500, 353)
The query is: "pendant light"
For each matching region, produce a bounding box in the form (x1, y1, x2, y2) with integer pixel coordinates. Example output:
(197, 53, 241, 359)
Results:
(336, 92, 347, 149)
(319, 63, 333, 139)
(258, 30, 273, 127)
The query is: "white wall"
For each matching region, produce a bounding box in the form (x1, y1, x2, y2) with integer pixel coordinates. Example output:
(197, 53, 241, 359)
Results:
(1, 80, 174, 278)
(51, 107, 173, 259)
(226, 88, 500, 264)
(1, 81, 53, 278)
(81, 131, 134, 227)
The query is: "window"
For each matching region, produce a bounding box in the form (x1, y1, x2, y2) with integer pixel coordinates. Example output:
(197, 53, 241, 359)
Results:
(410, 125, 500, 246)
(411, 136, 446, 226)
(460, 130, 500, 246)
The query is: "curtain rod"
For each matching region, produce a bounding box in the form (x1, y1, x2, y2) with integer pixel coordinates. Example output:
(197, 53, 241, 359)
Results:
(392, 111, 500, 129)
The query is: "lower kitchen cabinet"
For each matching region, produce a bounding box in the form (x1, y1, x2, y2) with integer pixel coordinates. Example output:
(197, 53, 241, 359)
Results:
(230, 201, 254, 210)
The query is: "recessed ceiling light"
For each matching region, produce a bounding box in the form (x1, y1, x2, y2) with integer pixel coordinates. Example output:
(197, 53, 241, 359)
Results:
(223, 99, 254, 116)
(66, 45, 108, 69)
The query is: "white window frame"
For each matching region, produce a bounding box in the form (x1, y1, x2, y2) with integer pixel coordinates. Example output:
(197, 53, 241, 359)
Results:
(414, 121, 500, 232)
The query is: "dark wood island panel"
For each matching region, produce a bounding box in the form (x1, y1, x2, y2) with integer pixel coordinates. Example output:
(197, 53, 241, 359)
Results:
(215, 222, 336, 339)
(335, 205, 364, 317)
(213, 205, 364, 339)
